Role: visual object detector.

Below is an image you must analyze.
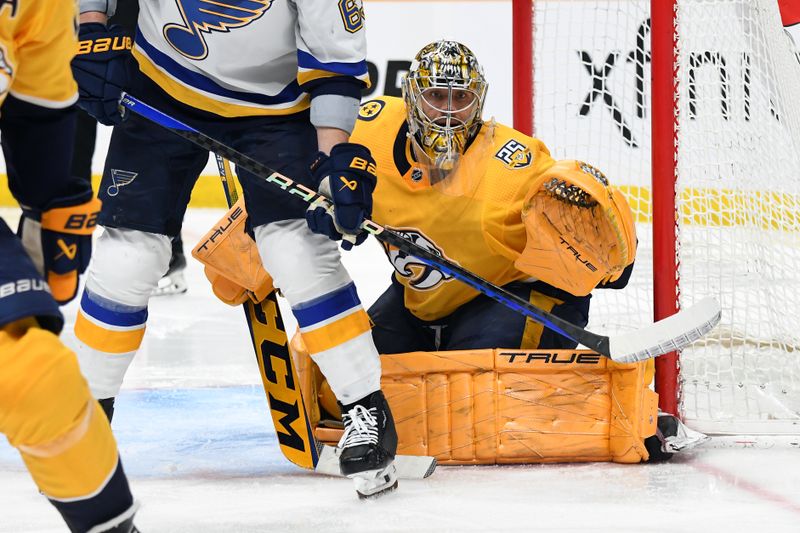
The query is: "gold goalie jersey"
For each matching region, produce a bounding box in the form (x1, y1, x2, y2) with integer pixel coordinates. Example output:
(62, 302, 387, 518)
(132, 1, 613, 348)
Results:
(351, 97, 637, 322)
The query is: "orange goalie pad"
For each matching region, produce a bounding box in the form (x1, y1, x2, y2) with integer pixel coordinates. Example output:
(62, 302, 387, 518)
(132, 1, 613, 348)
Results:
(192, 199, 273, 306)
(289, 333, 658, 464)
(516, 160, 637, 296)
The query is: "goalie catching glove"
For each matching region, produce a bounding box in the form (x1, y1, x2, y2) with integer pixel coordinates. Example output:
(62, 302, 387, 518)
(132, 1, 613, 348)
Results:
(515, 160, 636, 296)
(305, 143, 377, 251)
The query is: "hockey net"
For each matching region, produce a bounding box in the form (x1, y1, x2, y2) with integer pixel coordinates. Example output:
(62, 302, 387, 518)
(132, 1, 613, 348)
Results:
(514, 0, 800, 434)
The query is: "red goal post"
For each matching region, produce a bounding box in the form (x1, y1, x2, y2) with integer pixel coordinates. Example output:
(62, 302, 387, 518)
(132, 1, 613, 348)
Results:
(512, 0, 800, 434)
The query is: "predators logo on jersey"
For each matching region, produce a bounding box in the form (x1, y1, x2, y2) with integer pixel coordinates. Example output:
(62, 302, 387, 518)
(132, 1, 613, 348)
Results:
(495, 139, 532, 169)
(358, 99, 385, 121)
(164, 0, 275, 60)
(0, 44, 12, 94)
(384, 229, 454, 290)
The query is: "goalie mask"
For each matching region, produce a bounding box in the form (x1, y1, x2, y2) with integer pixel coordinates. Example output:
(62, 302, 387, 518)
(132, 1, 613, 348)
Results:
(402, 41, 488, 192)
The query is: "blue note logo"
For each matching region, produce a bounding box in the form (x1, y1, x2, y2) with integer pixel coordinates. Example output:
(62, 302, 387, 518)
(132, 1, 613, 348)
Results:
(107, 169, 138, 197)
(385, 229, 454, 290)
(164, 0, 274, 60)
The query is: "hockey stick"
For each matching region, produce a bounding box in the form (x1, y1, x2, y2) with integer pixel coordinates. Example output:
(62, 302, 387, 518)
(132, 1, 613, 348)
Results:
(210, 155, 436, 479)
(211, 154, 319, 470)
(121, 93, 721, 363)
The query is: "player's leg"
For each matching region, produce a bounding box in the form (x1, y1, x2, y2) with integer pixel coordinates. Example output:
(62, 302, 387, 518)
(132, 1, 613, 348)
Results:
(233, 114, 397, 496)
(73, 109, 208, 420)
(0, 223, 138, 533)
(443, 282, 589, 350)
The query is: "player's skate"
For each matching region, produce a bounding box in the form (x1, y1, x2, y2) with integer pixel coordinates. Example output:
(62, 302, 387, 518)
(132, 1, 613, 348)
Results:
(645, 412, 710, 461)
(338, 390, 398, 499)
(152, 245, 188, 296)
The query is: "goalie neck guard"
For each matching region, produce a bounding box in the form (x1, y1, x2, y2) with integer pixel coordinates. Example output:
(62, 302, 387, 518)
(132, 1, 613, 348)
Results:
(402, 40, 488, 193)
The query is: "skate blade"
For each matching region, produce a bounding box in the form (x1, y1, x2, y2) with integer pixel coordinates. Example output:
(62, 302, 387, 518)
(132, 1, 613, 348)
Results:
(152, 272, 188, 296)
(664, 432, 711, 453)
(348, 463, 398, 499)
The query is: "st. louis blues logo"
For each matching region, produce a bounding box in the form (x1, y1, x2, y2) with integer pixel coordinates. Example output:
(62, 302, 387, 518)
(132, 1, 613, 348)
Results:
(164, 0, 274, 60)
(107, 169, 138, 197)
(384, 229, 454, 290)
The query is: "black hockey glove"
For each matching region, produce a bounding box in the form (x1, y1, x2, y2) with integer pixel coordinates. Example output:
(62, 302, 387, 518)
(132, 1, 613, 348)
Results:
(305, 143, 377, 250)
(71, 23, 136, 126)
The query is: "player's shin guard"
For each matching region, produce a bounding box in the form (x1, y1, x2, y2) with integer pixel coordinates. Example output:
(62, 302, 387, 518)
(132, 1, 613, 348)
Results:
(74, 289, 147, 400)
(73, 227, 170, 402)
(293, 282, 381, 404)
(0, 324, 136, 532)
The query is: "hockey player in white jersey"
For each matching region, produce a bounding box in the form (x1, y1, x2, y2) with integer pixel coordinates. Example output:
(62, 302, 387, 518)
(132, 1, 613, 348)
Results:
(71, 0, 397, 497)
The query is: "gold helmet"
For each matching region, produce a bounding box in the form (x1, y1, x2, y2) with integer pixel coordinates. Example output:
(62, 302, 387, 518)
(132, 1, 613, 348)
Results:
(402, 41, 488, 173)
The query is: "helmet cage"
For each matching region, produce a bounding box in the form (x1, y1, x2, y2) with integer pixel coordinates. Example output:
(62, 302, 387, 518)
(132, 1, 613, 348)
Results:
(402, 41, 488, 170)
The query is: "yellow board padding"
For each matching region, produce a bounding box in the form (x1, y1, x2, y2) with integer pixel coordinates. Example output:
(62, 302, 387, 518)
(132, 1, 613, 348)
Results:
(289, 331, 658, 464)
(0, 326, 120, 499)
(74, 311, 145, 354)
(0, 174, 233, 208)
(617, 185, 800, 231)
(5, 178, 796, 231)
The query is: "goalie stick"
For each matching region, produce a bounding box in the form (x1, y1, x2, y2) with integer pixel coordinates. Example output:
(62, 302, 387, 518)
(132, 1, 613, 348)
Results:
(212, 155, 436, 480)
(120, 93, 721, 363)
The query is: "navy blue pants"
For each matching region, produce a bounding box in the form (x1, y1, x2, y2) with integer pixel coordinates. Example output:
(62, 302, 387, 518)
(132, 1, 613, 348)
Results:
(0, 96, 80, 332)
(368, 278, 590, 353)
(98, 74, 318, 235)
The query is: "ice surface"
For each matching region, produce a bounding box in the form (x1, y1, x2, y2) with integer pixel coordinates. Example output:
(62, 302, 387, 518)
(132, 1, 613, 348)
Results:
(1, 209, 800, 532)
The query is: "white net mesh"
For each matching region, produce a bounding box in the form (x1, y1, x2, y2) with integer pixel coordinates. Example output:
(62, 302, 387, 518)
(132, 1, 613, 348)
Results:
(530, 0, 800, 433)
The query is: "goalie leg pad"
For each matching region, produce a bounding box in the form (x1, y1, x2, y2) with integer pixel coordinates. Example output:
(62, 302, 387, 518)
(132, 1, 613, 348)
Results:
(293, 337, 659, 464)
(380, 349, 657, 464)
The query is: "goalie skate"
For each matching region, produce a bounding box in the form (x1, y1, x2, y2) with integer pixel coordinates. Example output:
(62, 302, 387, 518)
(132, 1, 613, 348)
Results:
(658, 412, 710, 453)
(645, 412, 710, 461)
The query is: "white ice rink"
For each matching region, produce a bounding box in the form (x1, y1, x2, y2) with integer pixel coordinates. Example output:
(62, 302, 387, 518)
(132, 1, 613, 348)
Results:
(2, 209, 800, 532)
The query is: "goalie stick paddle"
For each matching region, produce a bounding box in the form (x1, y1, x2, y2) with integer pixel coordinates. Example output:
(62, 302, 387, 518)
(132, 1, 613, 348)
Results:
(212, 155, 437, 478)
(212, 154, 319, 470)
(120, 93, 721, 363)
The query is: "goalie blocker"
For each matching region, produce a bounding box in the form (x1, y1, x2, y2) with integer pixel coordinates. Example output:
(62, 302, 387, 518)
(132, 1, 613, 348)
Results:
(194, 202, 659, 464)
